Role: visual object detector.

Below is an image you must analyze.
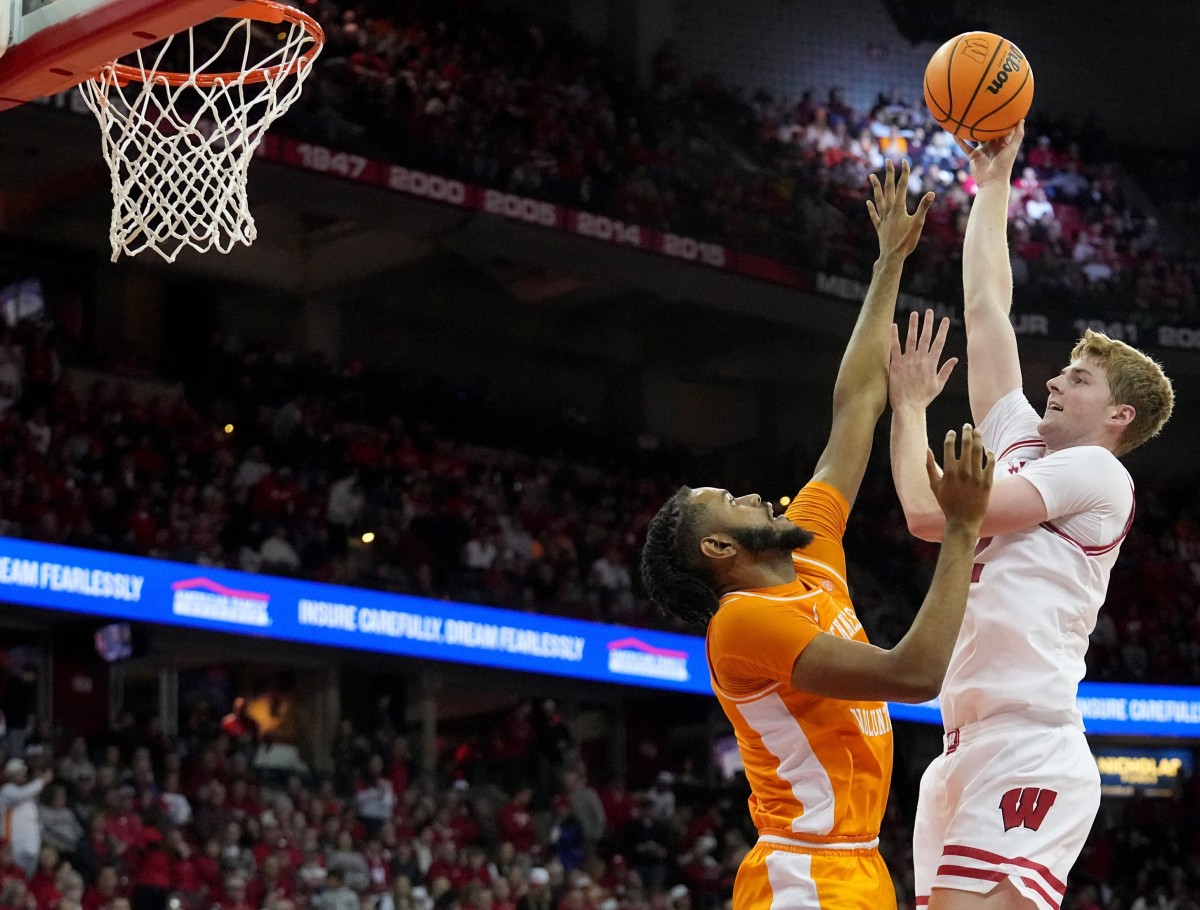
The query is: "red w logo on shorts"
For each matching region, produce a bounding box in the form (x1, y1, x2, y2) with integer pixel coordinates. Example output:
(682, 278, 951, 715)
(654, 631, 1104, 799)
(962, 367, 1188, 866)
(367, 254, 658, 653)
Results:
(999, 787, 1058, 832)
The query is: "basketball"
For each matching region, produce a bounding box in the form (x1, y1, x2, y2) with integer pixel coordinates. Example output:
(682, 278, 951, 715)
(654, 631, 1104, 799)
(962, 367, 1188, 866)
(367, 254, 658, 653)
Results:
(923, 32, 1034, 142)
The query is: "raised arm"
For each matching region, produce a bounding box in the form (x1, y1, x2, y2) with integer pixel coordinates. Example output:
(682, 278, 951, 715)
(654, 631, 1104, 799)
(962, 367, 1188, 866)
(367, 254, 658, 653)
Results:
(890, 309, 1048, 542)
(811, 160, 934, 509)
(958, 120, 1026, 424)
(889, 310, 957, 536)
(0, 776, 46, 807)
(792, 426, 992, 702)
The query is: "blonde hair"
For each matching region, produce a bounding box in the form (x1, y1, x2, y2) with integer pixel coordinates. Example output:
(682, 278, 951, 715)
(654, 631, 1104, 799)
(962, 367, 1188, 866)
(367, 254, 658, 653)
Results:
(1070, 330, 1174, 455)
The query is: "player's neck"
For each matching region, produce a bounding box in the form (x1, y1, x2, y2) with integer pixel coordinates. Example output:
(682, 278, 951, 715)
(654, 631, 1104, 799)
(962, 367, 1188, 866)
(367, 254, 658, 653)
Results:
(720, 553, 796, 594)
(1043, 434, 1119, 457)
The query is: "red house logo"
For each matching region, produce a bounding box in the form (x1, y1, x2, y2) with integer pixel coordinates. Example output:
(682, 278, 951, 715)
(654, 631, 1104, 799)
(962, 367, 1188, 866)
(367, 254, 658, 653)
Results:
(171, 577, 271, 627)
(606, 637, 689, 682)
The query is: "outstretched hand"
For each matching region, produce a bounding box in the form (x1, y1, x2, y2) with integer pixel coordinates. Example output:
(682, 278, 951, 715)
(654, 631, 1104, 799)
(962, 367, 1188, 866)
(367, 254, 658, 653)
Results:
(868, 159, 935, 260)
(954, 119, 1025, 189)
(889, 309, 958, 411)
(927, 424, 993, 531)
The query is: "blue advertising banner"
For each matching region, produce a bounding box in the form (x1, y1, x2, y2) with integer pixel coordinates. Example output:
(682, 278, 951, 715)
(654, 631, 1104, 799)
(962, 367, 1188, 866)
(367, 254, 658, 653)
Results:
(890, 684, 1200, 738)
(2, 536, 1200, 737)
(0, 537, 706, 694)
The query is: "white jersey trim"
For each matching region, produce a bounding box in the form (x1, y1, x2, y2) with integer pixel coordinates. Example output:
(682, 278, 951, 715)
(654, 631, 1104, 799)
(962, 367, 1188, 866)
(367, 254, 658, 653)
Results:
(758, 834, 879, 851)
(791, 553, 848, 591)
(720, 588, 824, 605)
(710, 678, 784, 703)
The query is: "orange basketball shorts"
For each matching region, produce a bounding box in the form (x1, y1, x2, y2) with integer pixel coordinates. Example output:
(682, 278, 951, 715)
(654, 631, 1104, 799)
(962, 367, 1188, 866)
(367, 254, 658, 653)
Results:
(733, 837, 897, 910)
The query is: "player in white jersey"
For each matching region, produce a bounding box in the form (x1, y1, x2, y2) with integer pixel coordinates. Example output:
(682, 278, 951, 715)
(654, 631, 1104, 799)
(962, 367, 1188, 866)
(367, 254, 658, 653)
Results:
(887, 119, 1175, 910)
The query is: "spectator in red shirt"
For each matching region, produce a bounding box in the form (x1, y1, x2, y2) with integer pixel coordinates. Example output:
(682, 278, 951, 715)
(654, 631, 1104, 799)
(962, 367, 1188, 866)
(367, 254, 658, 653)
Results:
(163, 833, 205, 910)
(498, 788, 536, 857)
(225, 780, 259, 826)
(246, 854, 293, 908)
(347, 839, 380, 896)
(192, 839, 223, 901)
(426, 842, 469, 891)
(0, 842, 29, 886)
(130, 829, 171, 910)
(387, 738, 411, 799)
(27, 846, 62, 910)
(445, 794, 478, 848)
(219, 700, 259, 744)
(251, 815, 286, 868)
(597, 778, 634, 837)
(461, 849, 492, 888)
(102, 790, 144, 856)
(218, 877, 254, 910)
(80, 866, 121, 910)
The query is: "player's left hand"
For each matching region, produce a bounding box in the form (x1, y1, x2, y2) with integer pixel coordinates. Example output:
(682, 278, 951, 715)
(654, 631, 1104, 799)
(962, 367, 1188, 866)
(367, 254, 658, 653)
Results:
(868, 159, 936, 260)
(889, 308, 958, 411)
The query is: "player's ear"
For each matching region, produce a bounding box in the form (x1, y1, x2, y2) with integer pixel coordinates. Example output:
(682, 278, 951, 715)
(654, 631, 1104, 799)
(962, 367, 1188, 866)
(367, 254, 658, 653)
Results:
(1109, 403, 1135, 428)
(699, 533, 737, 562)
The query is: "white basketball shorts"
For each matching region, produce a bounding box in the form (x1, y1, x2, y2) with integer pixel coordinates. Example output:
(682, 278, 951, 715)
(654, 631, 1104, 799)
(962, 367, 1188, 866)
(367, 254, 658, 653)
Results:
(912, 714, 1100, 910)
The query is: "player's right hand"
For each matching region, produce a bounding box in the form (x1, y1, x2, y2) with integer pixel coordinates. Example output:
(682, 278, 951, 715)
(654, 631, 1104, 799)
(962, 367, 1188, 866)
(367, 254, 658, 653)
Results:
(954, 119, 1025, 188)
(927, 424, 993, 530)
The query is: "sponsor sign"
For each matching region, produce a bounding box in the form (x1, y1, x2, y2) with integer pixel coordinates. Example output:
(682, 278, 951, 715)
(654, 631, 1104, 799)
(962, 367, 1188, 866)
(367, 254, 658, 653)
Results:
(1094, 747, 1193, 798)
(891, 682, 1200, 738)
(0, 537, 699, 694)
(171, 578, 271, 627)
(606, 638, 690, 683)
(3, 538, 1200, 733)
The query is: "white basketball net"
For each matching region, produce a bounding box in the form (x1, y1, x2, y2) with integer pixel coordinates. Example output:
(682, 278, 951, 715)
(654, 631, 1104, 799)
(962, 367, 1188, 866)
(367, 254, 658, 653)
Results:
(78, 9, 321, 262)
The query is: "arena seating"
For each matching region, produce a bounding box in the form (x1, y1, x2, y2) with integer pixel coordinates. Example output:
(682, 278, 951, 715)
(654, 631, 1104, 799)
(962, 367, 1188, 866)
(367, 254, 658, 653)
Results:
(276, 1, 1197, 323)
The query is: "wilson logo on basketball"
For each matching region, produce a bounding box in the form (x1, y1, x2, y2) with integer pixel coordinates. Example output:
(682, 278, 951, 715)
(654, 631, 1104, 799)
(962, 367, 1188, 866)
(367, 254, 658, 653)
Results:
(986, 48, 1025, 94)
(961, 36, 989, 64)
(999, 787, 1058, 832)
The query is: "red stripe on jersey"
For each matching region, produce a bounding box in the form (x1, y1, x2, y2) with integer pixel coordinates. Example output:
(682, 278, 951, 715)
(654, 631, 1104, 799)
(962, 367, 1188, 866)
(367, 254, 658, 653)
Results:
(1021, 876, 1062, 910)
(1039, 479, 1136, 556)
(998, 438, 1045, 462)
(936, 864, 1007, 882)
(942, 845, 1066, 894)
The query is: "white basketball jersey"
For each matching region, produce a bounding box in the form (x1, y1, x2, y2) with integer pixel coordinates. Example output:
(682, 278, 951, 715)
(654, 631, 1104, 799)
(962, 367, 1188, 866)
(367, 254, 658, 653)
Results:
(940, 389, 1135, 731)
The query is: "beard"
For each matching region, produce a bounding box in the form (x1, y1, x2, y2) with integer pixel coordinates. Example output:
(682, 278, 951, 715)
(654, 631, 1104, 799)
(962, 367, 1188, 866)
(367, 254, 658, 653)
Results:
(729, 520, 814, 555)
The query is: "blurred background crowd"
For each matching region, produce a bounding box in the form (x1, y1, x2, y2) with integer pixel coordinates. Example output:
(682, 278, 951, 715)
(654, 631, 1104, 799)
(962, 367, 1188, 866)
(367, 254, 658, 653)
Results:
(1, 1, 1199, 910)
(281, 0, 1196, 323)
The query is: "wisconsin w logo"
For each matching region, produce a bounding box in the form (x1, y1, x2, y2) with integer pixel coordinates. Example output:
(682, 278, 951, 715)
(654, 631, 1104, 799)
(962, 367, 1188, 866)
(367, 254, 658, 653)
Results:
(999, 788, 1058, 832)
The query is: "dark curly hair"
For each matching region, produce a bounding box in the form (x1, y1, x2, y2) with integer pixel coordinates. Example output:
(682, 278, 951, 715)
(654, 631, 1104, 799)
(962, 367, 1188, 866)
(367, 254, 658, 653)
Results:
(640, 487, 721, 627)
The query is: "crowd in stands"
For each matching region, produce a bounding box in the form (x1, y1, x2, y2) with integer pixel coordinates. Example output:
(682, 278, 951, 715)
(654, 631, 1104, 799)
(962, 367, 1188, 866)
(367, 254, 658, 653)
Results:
(279, 0, 1199, 323)
(0, 308, 1197, 689)
(0, 687, 755, 910)
(2, 2, 1200, 902)
(2, 668, 1199, 910)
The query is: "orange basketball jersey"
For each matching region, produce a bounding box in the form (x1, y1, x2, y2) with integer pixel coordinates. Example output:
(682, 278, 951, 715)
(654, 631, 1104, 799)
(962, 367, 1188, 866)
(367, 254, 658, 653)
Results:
(706, 481, 893, 846)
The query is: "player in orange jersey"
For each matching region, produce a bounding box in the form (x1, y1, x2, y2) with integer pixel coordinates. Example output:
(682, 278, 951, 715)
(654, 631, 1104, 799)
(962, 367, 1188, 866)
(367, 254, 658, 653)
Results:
(641, 161, 993, 910)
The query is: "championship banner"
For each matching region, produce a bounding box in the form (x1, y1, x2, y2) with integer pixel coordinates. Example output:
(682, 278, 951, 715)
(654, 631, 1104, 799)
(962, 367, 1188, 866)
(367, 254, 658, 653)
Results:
(26, 93, 1200, 348)
(252, 135, 1200, 349)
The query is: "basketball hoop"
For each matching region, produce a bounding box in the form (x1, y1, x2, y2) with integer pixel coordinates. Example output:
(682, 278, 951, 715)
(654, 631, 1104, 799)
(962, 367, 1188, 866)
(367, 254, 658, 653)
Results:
(77, 0, 324, 262)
